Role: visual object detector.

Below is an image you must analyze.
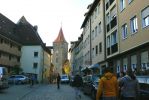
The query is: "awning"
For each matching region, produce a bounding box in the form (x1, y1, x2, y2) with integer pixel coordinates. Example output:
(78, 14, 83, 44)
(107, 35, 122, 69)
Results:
(88, 64, 99, 69)
(81, 67, 91, 72)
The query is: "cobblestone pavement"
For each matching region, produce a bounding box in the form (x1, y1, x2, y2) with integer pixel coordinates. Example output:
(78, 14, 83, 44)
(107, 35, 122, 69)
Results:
(22, 84, 92, 100)
(0, 84, 40, 100)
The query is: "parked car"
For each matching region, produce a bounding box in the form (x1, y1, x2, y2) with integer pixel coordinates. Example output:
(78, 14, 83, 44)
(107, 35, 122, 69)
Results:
(0, 67, 9, 89)
(82, 75, 100, 100)
(136, 76, 149, 99)
(8, 75, 29, 84)
(61, 74, 69, 84)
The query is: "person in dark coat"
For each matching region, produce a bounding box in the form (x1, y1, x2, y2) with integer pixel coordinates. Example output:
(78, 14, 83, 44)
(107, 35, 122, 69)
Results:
(73, 74, 83, 99)
(119, 70, 140, 100)
(56, 73, 61, 89)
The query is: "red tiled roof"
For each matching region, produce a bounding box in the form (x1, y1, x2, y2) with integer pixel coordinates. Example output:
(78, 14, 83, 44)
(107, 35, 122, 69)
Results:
(53, 27, 67, 43)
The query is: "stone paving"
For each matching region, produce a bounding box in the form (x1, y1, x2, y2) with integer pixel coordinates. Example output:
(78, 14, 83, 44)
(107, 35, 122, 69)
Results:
(0, 84, 92, 100)
(22, 84, 92, 100)
(0, 84, 40, 100)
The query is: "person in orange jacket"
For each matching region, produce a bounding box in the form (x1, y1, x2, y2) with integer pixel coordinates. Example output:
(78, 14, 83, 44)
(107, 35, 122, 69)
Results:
(96, 67, 119, 100)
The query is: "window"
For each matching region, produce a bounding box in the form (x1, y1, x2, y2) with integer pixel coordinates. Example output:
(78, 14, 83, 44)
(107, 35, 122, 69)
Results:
(92, 48, 95, 57)
(131, 55, 137, 71)
(17, 57, 20, 62)
(144, 16, 149, 27)
(9, 55, 11, 60)
(34, 52, 38, 57)
(111, 6, 117, 20)
(1, 38, 3, 43)
(18, 46, 21, 51)
(116, 60, 120, 73)
(130, 16, 138, 33)
(97, 4, 100, 14)
(33, 63, 38, 69)
(117, 66, 120, 73)
(111, 31, 117, 45)
(92, 30, 94, 40)
(120, 0, 126, 11)
(95, 26, 97, 37)
(107, 36, 110, 48)
(95, 8, 97, 18)
(56, 57, 58, 63)
(96, 45, 98, 55)
(123, 65, 127, 72)
(122, 24, 127, 39)
(99, 42, 102, 53)
(98, 22, 101, 34)
(106, 13, 110, 24)
(142, 7, 149, 28)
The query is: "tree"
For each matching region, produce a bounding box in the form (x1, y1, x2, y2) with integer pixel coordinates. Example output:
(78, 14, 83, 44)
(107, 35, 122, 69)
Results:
(11, 65, 23, 74)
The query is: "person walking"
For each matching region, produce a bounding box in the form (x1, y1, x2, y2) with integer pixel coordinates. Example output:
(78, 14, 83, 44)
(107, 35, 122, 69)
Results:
(96, 67, 119, 100)
(73, 74, 83, 99)
(118, 71, 125, 81)
(30, 74, 35, 87)
(119, 70, 140, 100)
(56, 73, 61, 89)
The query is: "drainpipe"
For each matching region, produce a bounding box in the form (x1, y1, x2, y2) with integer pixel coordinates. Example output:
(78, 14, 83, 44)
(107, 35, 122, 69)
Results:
(90, 18, 92, 65)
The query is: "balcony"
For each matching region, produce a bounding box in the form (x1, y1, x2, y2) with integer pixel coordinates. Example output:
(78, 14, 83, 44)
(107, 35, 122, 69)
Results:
(0, 43, 21, 56)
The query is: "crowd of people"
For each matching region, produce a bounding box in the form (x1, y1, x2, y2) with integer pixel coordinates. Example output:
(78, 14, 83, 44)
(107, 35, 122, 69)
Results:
(96, 67, 140, 100)
(55, 67, 140, 100)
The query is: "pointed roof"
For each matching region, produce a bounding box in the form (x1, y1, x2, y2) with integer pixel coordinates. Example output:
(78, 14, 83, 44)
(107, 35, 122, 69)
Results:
(53, 27, 67, 43)
(17, 16, 29, 24)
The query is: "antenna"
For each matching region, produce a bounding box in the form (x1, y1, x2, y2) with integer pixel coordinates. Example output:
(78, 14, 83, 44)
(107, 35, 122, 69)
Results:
(61, 21, 62, 28)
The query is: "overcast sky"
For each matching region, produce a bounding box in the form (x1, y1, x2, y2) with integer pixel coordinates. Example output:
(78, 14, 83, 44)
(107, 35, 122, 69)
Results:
(0, 0, 93, 47)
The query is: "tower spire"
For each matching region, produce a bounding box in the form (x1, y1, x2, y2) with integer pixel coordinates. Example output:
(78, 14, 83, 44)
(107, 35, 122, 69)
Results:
(53, 27, 67, 43)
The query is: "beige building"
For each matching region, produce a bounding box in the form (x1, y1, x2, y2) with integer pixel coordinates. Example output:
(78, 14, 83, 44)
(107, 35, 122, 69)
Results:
(91, 0, 106, 70)
(70, 0, 149, 75)
(114, 0, 149, 74)
(81, 0, 107, 75)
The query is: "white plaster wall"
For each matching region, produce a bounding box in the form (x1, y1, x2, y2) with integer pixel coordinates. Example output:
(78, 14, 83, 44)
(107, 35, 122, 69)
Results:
(20, 46, 43, 82)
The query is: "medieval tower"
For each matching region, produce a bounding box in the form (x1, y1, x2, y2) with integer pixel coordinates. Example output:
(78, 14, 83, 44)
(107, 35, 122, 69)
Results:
(52, 27, 68, 74)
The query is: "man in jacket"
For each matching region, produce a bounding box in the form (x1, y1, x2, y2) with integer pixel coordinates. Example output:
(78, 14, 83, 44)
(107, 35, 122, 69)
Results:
(73, 74, 83, 99)
(96, 67, 119, 100)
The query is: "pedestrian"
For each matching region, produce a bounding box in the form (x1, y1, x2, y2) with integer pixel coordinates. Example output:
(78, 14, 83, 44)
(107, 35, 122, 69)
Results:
(56, 73, 61, 89)
(119, 70, 140, 100)
(96, 67, 119, 100)
(73, 73, 83, 99)
(31, 74, 35, 86)
(118, 71, 125, 81)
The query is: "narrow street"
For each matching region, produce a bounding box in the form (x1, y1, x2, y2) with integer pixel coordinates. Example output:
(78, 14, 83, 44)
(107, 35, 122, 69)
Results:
(0, 84, 92, 100)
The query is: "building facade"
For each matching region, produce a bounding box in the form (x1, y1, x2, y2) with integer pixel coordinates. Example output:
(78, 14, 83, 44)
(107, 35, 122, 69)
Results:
(70, 0, 149, 75)
(80, 0, 107, 75)
(0, 14, 52, 82)
(69, 34, 83, 75)
(0, 13, 21, 74)
(115, 0, 149, 74)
